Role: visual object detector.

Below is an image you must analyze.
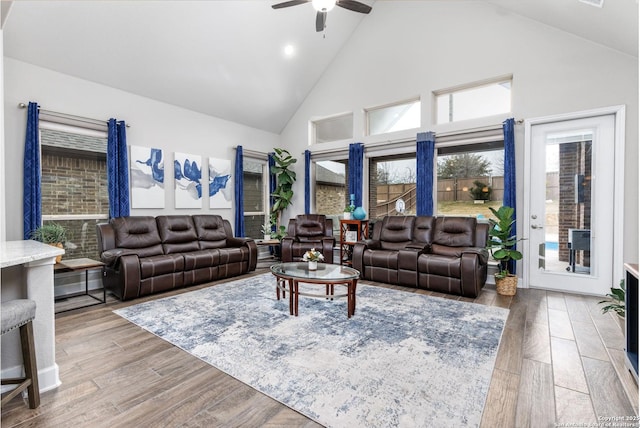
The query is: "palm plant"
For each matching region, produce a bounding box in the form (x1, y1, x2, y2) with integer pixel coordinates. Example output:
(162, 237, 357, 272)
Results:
(599, 280, 625, 317)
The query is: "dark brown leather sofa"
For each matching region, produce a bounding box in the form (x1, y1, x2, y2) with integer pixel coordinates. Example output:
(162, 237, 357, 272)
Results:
(281, 214, 335, 263)
(96, 215, 257, 300)
(352, 216, 489, 298)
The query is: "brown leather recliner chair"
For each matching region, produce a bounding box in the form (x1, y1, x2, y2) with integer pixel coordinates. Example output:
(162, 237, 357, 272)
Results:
(281, 214, 335, 263)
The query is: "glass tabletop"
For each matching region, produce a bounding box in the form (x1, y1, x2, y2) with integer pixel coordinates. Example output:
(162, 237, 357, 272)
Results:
(270, 262, 360, 281)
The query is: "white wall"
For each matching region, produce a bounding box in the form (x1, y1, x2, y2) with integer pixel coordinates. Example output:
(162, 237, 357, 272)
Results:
(3, 58, 280, 240)
(280, 1, 639, 264)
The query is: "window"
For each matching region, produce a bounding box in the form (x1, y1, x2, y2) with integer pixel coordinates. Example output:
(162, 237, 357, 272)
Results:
(435, 78, 511, 124)
(314, 159, 348, 236)
(40, 123, 109, 261)
(436, 141, 504, 219)
(368, 154, 416, 221)
(365, 98, 421, 136)
(312, 113, 353, 144)
(242, 157, 269, 239)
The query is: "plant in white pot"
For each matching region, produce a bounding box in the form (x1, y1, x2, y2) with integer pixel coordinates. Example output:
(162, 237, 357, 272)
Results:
(486, 205, 523, 296)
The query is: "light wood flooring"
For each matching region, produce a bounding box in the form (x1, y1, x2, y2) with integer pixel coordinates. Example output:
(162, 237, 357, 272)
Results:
(2, 269, 638, 427)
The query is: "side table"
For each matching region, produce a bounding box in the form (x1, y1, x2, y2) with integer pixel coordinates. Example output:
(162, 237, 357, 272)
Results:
(54, 258, 106, 313)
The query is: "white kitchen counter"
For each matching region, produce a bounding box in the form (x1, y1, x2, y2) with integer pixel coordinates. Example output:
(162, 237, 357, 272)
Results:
(1, 240, 65, 393)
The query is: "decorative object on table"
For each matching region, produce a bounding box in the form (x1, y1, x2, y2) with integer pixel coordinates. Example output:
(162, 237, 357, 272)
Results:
(486, 205, 524, 296)
(130, 145, 165, 209)
(353, 206, 366, 220)
(302, 248, 324, 270)
(261, 220, 274, 240)
(343, 206, 354, 220)
(115, 273, 508, 428)
(31, 223, 67, 263)
(599, 279, 626, 318)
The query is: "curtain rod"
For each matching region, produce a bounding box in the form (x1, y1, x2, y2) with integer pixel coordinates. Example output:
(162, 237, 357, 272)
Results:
(18, 103, 130, 128)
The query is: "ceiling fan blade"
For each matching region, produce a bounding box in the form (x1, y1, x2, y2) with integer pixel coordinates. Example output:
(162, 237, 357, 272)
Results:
(336, 0, 372, 14)
(316, 10, 327, 32)
(272, 0, 310, 9)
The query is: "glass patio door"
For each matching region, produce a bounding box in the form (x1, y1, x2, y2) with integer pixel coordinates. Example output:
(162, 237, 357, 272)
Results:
(527, 115, 615, 295)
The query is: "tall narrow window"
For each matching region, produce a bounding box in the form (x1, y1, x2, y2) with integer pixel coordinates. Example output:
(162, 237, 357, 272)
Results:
(40, 123, 109, 261)
(242, 158, 269, 239)
(314, 159, 348, 236)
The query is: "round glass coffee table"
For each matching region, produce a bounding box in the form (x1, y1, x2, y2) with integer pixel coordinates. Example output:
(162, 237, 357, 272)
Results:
(270, 262, 360, 318)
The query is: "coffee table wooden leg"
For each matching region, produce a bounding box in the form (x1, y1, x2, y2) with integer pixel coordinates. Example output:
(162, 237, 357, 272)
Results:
(288, 279, 294, 315)
(293, 280, 299, 316)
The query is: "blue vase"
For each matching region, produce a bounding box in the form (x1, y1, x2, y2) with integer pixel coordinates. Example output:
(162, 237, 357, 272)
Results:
(353, 206, 366, 220)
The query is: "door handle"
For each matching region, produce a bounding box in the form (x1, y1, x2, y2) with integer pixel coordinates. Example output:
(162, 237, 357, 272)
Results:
(531, 224, 543, 229)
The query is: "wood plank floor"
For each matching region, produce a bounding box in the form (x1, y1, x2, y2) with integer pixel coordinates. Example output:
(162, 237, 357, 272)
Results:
(2, 269, 638, 427)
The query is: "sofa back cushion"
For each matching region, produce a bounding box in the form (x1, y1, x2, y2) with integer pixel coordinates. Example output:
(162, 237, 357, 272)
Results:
(413, 216, 436, 244)
(110, 216, 164, 257)
(193, 215, 228, 249)
(433, 217, 477, 247)
(157, 215, 200, 254)
(379, 216, 415, 250)
(294, 215, 327, 241)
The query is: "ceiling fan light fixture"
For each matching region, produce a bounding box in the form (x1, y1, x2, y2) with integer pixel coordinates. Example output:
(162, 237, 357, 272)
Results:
(312, 0, 336, 12)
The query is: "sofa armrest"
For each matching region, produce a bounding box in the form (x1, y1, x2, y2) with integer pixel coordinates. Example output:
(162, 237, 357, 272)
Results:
(460, 252, 488, 298)
(352, 239, 381, 276)
(321, 237, 335, 264)
(101, 248, 139, 267)
(281, 236, 294, 262)
(117, 254, 142, 300)
(462, 248, 489, 265)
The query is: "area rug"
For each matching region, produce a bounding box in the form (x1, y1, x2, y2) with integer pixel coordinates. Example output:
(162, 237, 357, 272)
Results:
(114, 273, 509, 427)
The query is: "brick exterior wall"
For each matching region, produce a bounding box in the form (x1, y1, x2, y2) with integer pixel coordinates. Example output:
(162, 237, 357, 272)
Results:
(41, 150, 108, 260)
(558, 141, 592, 265)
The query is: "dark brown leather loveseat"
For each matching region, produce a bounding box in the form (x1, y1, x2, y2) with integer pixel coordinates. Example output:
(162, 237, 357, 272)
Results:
(352, 216, 489, 298)
(96, 215, 257, 300)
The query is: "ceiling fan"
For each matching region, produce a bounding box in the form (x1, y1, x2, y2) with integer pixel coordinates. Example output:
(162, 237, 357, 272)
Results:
(272, 0, 372, 32)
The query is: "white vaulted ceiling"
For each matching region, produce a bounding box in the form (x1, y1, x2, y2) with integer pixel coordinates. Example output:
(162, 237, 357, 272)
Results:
(2, 1, 637, 134)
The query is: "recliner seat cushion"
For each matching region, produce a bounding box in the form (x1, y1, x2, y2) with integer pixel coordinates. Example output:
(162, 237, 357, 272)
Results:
(418, 254, 461, 278)
(183, 250, 220, 270)
(363, 250, 399, 270)
(139, 254, 185, 278)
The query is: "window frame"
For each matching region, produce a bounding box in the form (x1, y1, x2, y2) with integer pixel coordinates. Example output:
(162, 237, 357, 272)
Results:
(311, 112, 354, 145)
(241, 153, 270, 239)
(364, 97, 421, 137)
(434, 76, 512, 125)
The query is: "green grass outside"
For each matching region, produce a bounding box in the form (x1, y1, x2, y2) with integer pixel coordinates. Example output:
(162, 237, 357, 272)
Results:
(436, 200, 502, 219)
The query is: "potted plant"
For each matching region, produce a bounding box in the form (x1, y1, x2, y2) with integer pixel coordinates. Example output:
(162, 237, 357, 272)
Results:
(344, 205, 354, 220)
(486, 205, 523, 296)
(599, 279, 625, 329)
(261, 221, 274, 240)
(31, 223, 67, 263)
(270, 148, 297, 230)
(302, 248, 324, 271)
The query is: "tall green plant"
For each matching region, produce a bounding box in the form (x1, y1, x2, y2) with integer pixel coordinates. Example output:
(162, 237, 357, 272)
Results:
(486, 205, 523, 278)
(270, 148, 297, 229)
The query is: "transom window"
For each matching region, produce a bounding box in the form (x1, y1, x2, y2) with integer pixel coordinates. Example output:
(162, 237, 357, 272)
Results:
(435, 78, 512, 124)
(312, 113, 353, 144)
(365, 98, 421, 136)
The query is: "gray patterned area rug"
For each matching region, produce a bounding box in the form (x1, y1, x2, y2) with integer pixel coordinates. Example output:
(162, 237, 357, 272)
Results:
(114, 273, 509, 427)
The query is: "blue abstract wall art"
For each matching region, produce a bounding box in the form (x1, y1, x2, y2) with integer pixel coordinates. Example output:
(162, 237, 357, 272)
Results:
(208, 157, 232, 209)
(130, 145, 165, 208)
(174, 152, 203, 209)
